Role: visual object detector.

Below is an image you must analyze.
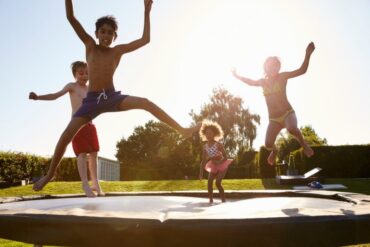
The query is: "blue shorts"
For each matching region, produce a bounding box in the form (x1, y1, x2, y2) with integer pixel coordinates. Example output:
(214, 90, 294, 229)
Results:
(73, 89, 128, 120)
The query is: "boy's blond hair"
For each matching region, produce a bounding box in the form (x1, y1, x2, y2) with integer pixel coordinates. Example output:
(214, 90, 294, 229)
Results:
(70, 61, 87, 77)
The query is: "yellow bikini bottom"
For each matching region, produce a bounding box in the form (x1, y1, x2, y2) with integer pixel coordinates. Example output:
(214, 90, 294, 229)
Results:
(270, 109, 295, 126)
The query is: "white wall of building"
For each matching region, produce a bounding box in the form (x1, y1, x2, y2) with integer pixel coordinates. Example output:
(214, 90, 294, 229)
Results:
(97, 157, 120, 181)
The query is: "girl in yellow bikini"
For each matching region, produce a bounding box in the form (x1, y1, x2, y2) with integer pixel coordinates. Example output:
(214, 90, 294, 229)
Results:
(232, 42, 315, 165)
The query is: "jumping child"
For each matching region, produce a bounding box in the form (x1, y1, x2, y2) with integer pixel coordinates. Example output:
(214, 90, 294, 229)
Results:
(33, 0, 200, 191)
(29, 61, 104, 197)
(232, 42, 315, 165)
(199, 120, 233, 203)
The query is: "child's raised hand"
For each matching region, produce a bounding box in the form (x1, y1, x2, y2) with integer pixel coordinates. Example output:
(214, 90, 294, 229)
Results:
(306, 42, 315, 55)
(231, 67, 238, 78)
(144, 0, 153, 13)
(215, 151, 223, 161)
(29, 92, 38, 100)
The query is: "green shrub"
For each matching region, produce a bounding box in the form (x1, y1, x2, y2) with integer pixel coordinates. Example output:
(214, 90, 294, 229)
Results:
(291, 145, 370, 178)
(258, 147, 276, 178)
(54, 157, 80, 181)
(0, 151, 48, 183)
(0, 152, 81, 183)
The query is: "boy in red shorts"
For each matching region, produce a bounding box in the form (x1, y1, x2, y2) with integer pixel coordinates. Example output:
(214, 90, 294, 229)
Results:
(29, 61, 104, 197)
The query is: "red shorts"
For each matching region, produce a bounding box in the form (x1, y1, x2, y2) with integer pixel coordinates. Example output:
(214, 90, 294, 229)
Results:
(72, 123, 100, 156)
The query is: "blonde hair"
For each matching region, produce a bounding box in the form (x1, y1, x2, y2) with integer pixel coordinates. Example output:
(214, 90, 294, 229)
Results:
(70, 61, 87, 77)
(263, 56, 281, 76)
(199, 120, 224, 142)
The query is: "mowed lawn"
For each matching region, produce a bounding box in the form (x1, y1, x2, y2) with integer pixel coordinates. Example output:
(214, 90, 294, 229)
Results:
(0, 178, 369, 247)
(1, 178, 370, 197)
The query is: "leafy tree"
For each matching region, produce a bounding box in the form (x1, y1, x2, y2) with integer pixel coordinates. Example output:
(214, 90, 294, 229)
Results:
(115, 87, 261, 179)
(190, 87, 260, 157)
(276, 125, 327, 162)
(116, 120, 195, 170)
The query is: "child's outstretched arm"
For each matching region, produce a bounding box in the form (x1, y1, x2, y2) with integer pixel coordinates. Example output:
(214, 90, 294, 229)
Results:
(65, 0, 95, 47)
(114, 0, 153, 55)
(29, 84, 71, 101)
(281, 42, 315, 79)
(232, 68, 263, 87)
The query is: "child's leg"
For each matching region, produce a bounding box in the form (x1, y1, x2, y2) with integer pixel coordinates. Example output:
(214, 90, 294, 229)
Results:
(207, 173, 217, 203)
(33, 117, 89, 191)
(284, 113, 314, 157)
(118, 96, 200, 138)
(215, 171, 227, 202)
(77, 153, 96, 197)
(88, 152, 105, 196)
(265, 122, 283, 165)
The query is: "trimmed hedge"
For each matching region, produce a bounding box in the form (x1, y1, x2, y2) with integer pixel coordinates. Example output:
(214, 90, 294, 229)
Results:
(120, 165, 199, 181)
(0, 152, 48, 183)
(225, 166, 249, 179)
(0, 151, 80, 183)
(226, 150, 259, 179)
(3, 145, 367, 182)
(258, 147, 276, 178)
(54, 158, 80, 181)
(120, 153, 261, 180)
(291, 145, 370, 178)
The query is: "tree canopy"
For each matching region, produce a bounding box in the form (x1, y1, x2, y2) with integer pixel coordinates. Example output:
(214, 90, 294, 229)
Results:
(190, 87, 260, 156)
(276, 125, 327, 162)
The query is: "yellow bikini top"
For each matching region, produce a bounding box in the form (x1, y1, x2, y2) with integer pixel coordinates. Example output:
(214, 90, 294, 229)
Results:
(262, 81, 283, 96)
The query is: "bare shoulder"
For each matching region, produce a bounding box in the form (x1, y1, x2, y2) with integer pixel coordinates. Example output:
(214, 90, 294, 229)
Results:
(66, 82, 77, 90)
(112, 44, 127, 56)
(276, 73, 288, 84)
(258, 78, 266, 86)
(279, 72, 289, 78)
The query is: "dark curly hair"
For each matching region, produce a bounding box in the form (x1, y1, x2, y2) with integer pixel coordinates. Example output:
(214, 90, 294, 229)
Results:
(95, 15, 118, 32)
(199, 120, 224, 141)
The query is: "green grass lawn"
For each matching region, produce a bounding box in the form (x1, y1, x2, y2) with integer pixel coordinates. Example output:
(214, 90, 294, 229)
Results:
(0, 178, 369, 246)
(1, 178, 369, 197)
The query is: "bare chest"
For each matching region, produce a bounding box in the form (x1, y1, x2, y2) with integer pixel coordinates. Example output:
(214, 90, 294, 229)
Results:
(87, 48, 119, 71)
(70, 85, 87, 102)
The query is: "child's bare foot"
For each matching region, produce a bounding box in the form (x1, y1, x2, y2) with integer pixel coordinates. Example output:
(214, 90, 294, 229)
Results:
(209, 198, 213, 204)
(303, 145, 314, 157)
(82, 183, 96, 198)
(32, 174, 53, 191)
(91, 185, 105, 196)
(267, 150, 277, 166)
(181, 123, 202, 139)
(97, 191, 106, 196)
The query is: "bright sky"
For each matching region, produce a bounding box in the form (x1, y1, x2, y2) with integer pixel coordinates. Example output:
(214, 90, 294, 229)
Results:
(0, 0, 369, 160)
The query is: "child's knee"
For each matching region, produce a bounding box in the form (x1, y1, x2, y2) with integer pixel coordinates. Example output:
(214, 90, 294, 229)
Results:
(265, 141, 275, 150)
(78, 153, 87, 159)
(140, 97, 153, 109)
(208, 178, 215, 186)
(60, 130, 74, 144)
(216, 180, 222, 188)
(287, 126, 299, 135)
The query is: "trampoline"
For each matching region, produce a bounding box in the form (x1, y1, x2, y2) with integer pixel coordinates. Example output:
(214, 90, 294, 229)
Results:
(0, 190, 370, 246)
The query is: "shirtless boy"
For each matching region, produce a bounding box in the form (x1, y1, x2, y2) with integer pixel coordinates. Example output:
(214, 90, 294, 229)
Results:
(33, 0, 200, 191)
(30, 61, 104, 197)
